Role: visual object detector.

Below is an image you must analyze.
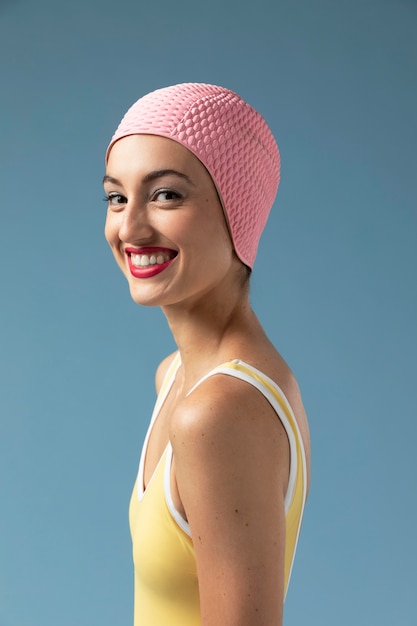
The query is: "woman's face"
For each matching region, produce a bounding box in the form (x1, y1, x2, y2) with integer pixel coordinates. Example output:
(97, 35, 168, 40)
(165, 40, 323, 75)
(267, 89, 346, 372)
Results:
(104, 134, 237, 309)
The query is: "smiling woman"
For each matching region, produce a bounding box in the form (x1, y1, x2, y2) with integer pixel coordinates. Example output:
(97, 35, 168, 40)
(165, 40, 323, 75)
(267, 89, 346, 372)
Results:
(103, 83, 310, 626)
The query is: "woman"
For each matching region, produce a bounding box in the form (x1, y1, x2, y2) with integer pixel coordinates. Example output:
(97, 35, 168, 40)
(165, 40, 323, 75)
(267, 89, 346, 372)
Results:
(103, 83, 310, 626)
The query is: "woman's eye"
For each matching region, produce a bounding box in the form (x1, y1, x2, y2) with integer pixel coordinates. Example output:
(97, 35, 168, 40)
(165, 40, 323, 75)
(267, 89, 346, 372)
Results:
(152, 189, 181, 202)
(104, 193, 126, 207)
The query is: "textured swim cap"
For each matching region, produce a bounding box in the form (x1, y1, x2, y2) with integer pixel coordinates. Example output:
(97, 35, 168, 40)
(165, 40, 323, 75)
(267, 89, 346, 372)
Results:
(106, 83, 280, 268)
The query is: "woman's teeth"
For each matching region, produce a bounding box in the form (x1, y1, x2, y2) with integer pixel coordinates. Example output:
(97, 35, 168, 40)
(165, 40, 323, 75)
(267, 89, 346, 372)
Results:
(131, 252, 173, 268)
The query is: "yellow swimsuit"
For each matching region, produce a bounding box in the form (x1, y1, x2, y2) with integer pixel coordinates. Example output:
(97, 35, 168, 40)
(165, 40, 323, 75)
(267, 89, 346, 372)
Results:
(129, 355, 308, 626)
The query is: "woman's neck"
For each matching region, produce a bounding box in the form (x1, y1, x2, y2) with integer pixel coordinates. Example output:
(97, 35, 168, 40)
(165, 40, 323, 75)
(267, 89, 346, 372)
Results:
(160, 280, 259, 390)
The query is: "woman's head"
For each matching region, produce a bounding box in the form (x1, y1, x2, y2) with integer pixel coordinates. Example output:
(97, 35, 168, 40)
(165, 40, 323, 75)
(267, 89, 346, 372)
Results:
(106, 83, 280, 269)
(105, 134, 240, 308)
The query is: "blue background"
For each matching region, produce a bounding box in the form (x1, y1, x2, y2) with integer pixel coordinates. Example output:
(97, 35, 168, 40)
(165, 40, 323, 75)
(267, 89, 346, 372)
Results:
(1, 0, 416, 624)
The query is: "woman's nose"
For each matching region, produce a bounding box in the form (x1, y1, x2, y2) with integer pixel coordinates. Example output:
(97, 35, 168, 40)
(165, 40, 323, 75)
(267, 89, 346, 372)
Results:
(118, 201, 153, 243)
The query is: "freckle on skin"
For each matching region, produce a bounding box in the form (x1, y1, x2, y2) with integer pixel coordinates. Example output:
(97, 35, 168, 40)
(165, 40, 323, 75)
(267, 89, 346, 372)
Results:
(235, 509, 239, 513)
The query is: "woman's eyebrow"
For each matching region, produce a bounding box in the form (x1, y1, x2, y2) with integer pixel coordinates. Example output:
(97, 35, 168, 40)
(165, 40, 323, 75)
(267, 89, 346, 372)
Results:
(102, 170, 195, 186)
(102, 174, 120, 185)
(143, 169, 195, 186)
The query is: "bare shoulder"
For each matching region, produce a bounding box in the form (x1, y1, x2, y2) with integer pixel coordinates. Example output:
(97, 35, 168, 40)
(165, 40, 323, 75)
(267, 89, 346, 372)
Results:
(169, 358, 308, 474)
(170, 372, 291, 496)
(155, 350, 179, 394)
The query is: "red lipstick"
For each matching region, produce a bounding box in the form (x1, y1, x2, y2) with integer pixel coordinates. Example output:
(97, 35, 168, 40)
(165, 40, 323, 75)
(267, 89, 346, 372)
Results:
(125, 247, 177, 279)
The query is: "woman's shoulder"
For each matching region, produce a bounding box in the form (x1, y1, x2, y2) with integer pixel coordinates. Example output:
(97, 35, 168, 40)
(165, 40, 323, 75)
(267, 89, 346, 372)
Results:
(169, 361, 289, 453)
(172, 350, 310, 490)
(169, 365, 293, 525)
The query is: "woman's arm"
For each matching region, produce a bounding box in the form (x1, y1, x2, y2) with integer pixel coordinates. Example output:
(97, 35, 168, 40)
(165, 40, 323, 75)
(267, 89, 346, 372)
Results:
(171, 374, 290, 626)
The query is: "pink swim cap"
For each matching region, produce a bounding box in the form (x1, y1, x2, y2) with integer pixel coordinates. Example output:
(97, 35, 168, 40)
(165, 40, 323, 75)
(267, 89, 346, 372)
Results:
(106, 83, 280, 268)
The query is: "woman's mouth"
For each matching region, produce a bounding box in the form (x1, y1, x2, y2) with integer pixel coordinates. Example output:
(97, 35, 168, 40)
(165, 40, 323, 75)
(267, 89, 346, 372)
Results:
(125, 247, 178, 278)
